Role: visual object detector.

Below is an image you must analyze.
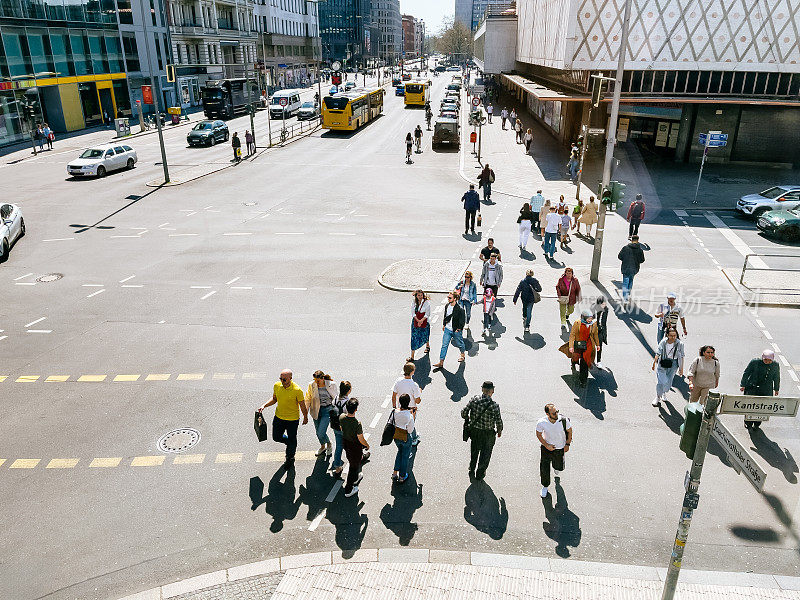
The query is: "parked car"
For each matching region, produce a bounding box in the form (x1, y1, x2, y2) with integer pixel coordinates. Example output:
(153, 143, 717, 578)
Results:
(0, 202, 24, 261)
(297, 101, 319, 120)
(447, 66, 460, 71)
(447, 83, 461, 92)
(329, 85, 338, 95)
(344, 81, 356, 91)
(187, 120, 229, 146)
(439, 109, 458, 121)
(67, 144, 138, 178)
(756, 209, 800, 242)
(433, 117, 460, 149)
(434, 65, 446, 72)
(440, 101, 459, 113)
(736, 185, 800, 218)
(395, 84, 405, 96)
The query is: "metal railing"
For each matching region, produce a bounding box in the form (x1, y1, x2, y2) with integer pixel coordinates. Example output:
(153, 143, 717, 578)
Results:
(264, 118, 320, 148)
(740, 253, 800, 287)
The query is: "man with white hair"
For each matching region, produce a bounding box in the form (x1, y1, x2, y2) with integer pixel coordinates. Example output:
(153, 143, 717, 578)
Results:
(740, 350, 781, 430)
(654, 292, 687, 343)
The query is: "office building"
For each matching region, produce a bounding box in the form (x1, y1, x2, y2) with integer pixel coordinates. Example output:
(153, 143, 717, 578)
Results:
(0, 0, 130, 147)
(401, 14, 421, 58)
(456, 0, 506, 31)
(454, 0, 471, 29)
(371, 0, 400, 65)
(319, 0, 377, 67)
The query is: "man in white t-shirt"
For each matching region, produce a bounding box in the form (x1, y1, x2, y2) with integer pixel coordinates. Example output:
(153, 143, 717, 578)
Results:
(543, 207, 562, 260)
(535, 403, 572, 498)
(392, 362, 422, 445)
(654, 292, 687, 342)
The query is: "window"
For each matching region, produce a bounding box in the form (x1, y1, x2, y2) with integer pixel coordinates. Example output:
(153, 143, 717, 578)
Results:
(122, 32, 139, 72)
(70, 32, 91, 75)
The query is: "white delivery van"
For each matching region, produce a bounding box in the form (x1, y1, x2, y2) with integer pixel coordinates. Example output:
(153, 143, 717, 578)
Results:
(269, 89, 303, 118)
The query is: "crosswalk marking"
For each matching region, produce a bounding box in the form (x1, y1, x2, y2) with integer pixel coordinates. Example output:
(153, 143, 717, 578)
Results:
(89, 457, 122, 468)
(46, 458, 79, 469)
(10, 459, 40, 469)
(131, 456, 165, 467)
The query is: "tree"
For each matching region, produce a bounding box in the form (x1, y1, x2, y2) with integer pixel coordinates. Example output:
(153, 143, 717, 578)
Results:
(434, 16, 473, 60)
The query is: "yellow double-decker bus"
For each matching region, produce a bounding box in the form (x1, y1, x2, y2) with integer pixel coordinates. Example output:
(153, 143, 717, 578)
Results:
(404, 80, 431, 107)
(321, 87, 385, 131)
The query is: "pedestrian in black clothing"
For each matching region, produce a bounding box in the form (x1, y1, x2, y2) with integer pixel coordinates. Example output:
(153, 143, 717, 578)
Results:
(461, 184, 481, 234)
(593, 296, 609, 369)
(512, 269, 541, 333)
(740, 350, 780, 430)
(618, 235, 645, 303)
(231, 132, 242, 162)
(461, 381, 503, 480)
(339, 398, 370, 497)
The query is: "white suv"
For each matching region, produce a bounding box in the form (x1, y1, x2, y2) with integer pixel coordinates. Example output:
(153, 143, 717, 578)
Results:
(736, 185, 800, 218)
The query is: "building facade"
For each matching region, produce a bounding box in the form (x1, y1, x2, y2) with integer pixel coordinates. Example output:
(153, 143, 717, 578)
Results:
(254, 0, 321, 91)
(0, 0, 131, 146)
(508, 0, 800, 166)
(371, 0, 400, 65)
(319, 0, 377, 67)
(454, 0, 471, 29)
(401, 13, 421, 58)
(473, 3, 515, 75)
(167, 0, 258, 108)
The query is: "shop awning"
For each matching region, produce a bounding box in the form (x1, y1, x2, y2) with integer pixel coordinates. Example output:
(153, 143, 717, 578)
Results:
(500, 73, 587, 102)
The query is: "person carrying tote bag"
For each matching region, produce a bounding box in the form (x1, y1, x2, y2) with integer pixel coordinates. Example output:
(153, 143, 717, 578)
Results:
(391, 394, 416, 483)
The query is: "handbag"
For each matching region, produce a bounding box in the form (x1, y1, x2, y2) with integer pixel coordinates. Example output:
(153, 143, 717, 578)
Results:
(574, 340, 588, 352)
(380, 410, 396, 446)
(659, 343, 678, 369)
(488, 172, 495, 183)
(393, 424, 408, 441)
(254, 410, 269, 442)
(557, 295, 569, 305)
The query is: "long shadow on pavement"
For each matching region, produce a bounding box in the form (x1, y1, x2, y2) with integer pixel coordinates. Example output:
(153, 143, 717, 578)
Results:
(249, 465, 302, 533)
(299, 457, 337, 522)
(412, 354, 432, 391)
(560, 367, 617, 420)
(747, 428, 799, 484)
(464, 479, 508, 540)
(439, 361, 468, 403)
(379, 451, 423, 546)
(327, 500, 369, 557)
(542, 479, 581, 558)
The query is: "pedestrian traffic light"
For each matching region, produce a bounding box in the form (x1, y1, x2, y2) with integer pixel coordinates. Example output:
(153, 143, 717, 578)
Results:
(331, 72, 342, 85)
(591, 77, 604, 108)
(600, 184, 613, 205)
(679, 402, 704, 459)
(610, 180, 626, 204)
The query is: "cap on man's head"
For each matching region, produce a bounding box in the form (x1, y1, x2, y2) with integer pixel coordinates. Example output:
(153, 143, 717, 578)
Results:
(482, 381, 494, 390)
(762, 349, 775, 360)
(636, 193, 643, 200)
(666, 292, 677, 299)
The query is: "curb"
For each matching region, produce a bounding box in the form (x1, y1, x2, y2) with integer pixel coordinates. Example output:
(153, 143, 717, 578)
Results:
(117, 548, 800, 600)
(376, 259, 472, 294)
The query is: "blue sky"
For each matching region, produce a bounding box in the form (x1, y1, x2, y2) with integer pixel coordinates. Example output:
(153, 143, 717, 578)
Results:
(400, 0, 452, 34)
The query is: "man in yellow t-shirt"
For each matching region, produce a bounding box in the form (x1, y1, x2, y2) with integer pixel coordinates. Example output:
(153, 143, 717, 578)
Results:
(259, 369, 308, 465)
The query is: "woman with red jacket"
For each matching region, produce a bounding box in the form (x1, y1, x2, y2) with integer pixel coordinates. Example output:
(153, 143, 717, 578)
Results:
(555, 267, 581, 328)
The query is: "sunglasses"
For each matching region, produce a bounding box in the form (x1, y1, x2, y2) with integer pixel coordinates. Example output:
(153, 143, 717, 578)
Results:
(280, 376, 290, 382)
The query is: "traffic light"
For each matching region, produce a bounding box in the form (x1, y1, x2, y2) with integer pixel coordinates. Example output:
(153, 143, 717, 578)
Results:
(166, 64, 176, 83)
(610, 180, 626, 204)
(600, 184, 613, 205)
(679, 402, 704, 459)
(591, 77, 604, 108)
(331, 72, 342, 85)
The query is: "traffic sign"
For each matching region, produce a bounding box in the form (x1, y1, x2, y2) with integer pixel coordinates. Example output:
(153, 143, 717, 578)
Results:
(331, 60, 341, 71)
(471, 97, 481, 107)
(698, 132, 728, 147)
(588, 127, 605, 135)
(710, 418, 767, 491)
(718, 394, 799, 417)
(279, 97, 288, 107)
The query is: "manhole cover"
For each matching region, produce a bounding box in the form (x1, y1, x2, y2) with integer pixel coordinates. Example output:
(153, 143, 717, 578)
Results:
(36, 273, 63, 283)
(157, 428, 201, 453)
(243, 201, 258, 206)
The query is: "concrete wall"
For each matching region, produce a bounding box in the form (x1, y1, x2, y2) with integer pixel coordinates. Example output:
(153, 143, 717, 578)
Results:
(474, 17, 517, 74)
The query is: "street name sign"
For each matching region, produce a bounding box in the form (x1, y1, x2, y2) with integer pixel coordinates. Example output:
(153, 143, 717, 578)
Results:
(698, 132, 728, 148)
(719, 394, 799, 417)
(710, 418, 767, 491)
(588, 127, 606, 135)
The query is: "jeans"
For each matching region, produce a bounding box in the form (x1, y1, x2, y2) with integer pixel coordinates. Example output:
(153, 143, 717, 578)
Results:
(621, 273, 635, 301)
(559, 302, 575, 324)
(543, 231, 558, 256)
(629, 218, 641, 238)
(464, 209, 476, 232)
(540, 446, 565, 487)
(272, 416, 299, 460)
(439, 327, 465, 360)
(469, 428, 496, 477)
(393, 436, 413, 477)
(656, 364, 680, 397)
(482, 182, 492, 201)
(332, 429, 344, 468)
(312, 407, 331, 445)
(519, 221, 531, 248)
(460, 301, 472, 324)
(522, 302, 533, 328)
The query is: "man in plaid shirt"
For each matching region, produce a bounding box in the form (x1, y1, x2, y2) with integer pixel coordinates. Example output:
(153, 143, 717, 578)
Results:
(461, 381, 503, 480)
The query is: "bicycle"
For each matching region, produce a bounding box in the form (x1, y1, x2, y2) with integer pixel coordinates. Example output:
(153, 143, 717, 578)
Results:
(405, 144, 413, 163)
(279, 127, 289, 144)
(414, 136, 422, 154)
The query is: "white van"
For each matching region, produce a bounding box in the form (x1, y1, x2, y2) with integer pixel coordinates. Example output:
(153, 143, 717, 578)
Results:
(269, 89, 303, 118)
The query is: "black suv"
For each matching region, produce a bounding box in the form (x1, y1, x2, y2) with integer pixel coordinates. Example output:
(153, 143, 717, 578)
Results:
(187, 120, 229, 147)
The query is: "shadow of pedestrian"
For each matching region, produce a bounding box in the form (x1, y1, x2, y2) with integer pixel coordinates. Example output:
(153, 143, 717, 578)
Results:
(515, 332, 546, 350)
(542, 479, 581, 557)
(560, 375, 607, 420)
(413, 355, 432, 391)
(379, 473, 423, 546)
(463, 480, 508, 540)
(487, 316, 507, 343)
(441, 361, 468, 402)
(299, 458, 336, 522)
(748, 428, 799, 484)
(250, 465, 302, 532)
(658, 400, 684, 435)
(520, 248, 536, 261)
(463, 232, 481, 241)
(327, 500, 369, 556)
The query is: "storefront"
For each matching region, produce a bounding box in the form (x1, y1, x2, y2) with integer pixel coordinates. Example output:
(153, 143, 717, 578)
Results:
(614, 104, 683, 157)
(178, 76, 201, 108)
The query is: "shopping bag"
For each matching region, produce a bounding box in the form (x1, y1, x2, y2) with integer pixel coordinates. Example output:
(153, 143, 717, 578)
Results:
(477, 213, 482, 227)
(380, 410, 396, 446)
(254, 410, 269, 442)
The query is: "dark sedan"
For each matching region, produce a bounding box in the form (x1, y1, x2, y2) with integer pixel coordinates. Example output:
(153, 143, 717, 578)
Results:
(187, 120, 229, 147)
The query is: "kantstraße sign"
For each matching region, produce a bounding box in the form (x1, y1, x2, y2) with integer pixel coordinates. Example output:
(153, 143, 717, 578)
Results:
(719, 394, 799, 417)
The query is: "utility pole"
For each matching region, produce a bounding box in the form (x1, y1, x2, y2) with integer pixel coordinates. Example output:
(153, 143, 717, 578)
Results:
(590, 0, 632, 281)
(245, 60, 256, 150)
(661, 392, 721, 600)
(138, 0, 169, 183)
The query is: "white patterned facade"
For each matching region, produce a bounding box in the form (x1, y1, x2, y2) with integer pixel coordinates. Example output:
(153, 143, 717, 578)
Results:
(517, 0, 800, 72)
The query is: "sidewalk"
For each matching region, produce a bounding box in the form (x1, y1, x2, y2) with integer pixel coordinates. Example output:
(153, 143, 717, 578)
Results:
(118, 549, 800, 600)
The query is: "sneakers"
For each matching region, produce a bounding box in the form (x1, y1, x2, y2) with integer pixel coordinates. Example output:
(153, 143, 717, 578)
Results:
(344, 485, 359, 497)
(652, 397, 661, 407)
(411, 436, 420, 446)
(524, 326, 530, 333)
(540, 486, 549, 498)
(483, 328, 489, 336)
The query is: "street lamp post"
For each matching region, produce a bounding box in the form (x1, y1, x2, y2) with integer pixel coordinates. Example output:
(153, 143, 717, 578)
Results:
(137, 0, 169, 183)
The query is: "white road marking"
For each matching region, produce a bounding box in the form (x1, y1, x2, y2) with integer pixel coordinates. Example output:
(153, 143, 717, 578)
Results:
(82, 284, 104, 287)
(789, 370, 799, 382)
(329, 232, 355, 236)
(0, 336, 6, 341)
(369, 413, 382, 429)
(771, 343, 780, 353)
(86, 289, 106, 298)
(756, 319, 765, 328)
(24, 317, 46, 328)
(364, 433, 371, 441)
(169, 233, 198, 237)
(15, 282, 36, 286)
(121, 284, 144, 288)
(763, 330, 773, 340)
(703, 212, 768, 268)
(119, 275, 136, 283)
(26, 329, 52, 333)
(325, 213, 341, 216)
(674, 210, 689, 217)
(158, 320, 166, 324)
(200, 291, 217, 300)
(341, 288, 373, 292)
(380, 233, 407, 237)
(274, 287, 307, 291)
(307, 511, 326, 532)
(43, 238, 74, 242)
(230, 286, 253, 290)
(258, 213, 270, 219)
(324, 480, 343, 502)
(185, 211, 197, 216)
(130, 227, 148, 231)
(778, 354, 791, 367)
(190, 285, 213, 289)
(158, 222, 170, 228)
(203, 205, 213, 210)
(275, 232, 304, 235)
(223, 232, 253, 236)
(13, 273, 33, 281)
(226, 277, 240, 285)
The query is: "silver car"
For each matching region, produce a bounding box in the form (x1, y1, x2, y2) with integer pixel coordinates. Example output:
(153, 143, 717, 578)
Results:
(67, 144, 138, 177)
(736, 185, 800, 218)
(297, 101, 319, 120)
(1, 202, 25, 261)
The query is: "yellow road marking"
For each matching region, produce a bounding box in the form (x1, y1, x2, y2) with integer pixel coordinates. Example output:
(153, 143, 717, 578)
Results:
(77, 375, 106, 382)
(16, 375, 39, 383)
(145, 373, 171, 381)
(295, 451, 316, 460)
(215, 453, 243, 463)
(242, 372, 268, 379)
(90, 457, 122, 468)
(131, 456, 165, 467)
(10, 458, 40, 469)
(257, 452, 285, 462)
(46, 458, 80, 469)
(0, 459, 6, 468)
(45, 375, 70, 382)
(213, 372, 236, 379)
(0, 376, 8, 382)
(113, 374, 140, 382)
(173, 453, 205, 464)
(177, 373, 205, 380)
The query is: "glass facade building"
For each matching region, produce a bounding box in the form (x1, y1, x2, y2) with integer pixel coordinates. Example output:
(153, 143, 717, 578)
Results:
(319, 0, 376, 66)
(0, 0, 130, 147)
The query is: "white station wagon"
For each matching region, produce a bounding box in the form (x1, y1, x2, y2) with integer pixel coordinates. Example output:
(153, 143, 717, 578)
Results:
(67, 143, 138, 178)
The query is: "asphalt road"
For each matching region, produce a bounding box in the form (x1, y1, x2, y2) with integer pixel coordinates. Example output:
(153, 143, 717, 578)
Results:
(1, 70, 799, 600)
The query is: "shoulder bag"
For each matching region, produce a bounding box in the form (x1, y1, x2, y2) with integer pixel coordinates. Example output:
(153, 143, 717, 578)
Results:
(659, 343, 678, 369)
(574, 339, 588, 352)
(380, 410, 397, 446)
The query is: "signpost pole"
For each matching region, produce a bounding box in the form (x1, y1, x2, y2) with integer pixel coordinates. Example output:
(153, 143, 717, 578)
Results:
(692, 132, 711, 204)
(477, 118, 482, 164)
(661, 391, 721, 600)
(246, 62, 256, 151)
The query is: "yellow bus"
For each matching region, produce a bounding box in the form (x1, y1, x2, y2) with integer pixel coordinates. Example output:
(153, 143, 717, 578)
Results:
(321, 87, 385, 131)
(404, 80, 431, 107)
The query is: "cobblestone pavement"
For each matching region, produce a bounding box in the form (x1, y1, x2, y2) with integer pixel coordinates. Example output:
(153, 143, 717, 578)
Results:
(170, 572, 284, 600)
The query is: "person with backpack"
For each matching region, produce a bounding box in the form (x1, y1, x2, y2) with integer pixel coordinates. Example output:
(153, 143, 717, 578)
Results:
(654, 293, 687, 343)
(477, 163, 495, 202)
(461, 381, 503, 480)
(329, 380, 352, 477)
(512, 269, 542, 333)
(391, 394, 416, 483)
(627, 194, 646, 239)
(536, 403, 572, 498)
(651, 327, 685, 407)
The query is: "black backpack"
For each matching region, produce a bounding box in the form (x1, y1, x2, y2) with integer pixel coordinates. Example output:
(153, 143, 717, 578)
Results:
(631, 202, 643, 220)
(329, 398, 346, 431)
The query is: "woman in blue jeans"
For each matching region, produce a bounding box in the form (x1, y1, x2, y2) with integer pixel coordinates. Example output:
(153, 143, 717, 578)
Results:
(330, 380, 351, 477)
(455, 271, 478, 330)
(392, 394, 416, 483)
(305, 370, 338, 458)
(651, 327, 684, 407)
